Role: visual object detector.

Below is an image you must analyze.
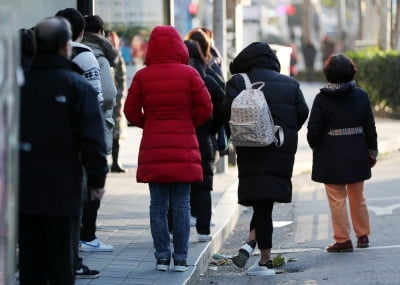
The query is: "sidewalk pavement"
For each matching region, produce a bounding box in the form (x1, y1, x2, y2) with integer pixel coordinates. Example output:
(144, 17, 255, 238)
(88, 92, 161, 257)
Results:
(76, 97, 400, 284)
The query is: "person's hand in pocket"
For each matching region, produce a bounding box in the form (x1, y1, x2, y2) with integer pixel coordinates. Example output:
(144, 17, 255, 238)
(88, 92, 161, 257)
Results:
(90, 188, 106, 201)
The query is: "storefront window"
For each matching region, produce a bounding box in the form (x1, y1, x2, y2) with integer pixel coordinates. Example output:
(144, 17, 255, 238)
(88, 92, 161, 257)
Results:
(95, 0, 171, 74)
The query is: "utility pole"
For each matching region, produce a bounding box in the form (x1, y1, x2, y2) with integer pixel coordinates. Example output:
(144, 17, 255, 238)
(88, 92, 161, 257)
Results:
(302, 0, 311, 42)
(394, 0, 400, 49)
(77, 0, 94, 15)
(337, 0, 346, 51)
(213, 0, 228, 173)
(213, 0, 227, 78)
(378, 0, 391, 50)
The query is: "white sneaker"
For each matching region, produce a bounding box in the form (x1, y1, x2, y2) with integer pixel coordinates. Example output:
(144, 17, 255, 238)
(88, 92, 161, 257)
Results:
(246, 260, 275, 276)
(80, 238, 114, 252)
(190, 216, 197, 227)
(231, 240, 256, 268)
(198, 234, 212, 242)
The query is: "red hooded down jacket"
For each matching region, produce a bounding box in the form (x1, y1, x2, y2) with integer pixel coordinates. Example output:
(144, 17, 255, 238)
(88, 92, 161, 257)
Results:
(124, 25, 213, 183)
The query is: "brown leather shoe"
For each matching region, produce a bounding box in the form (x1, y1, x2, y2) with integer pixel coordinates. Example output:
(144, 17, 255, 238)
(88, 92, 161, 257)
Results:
(326, 240, 353, 252)
(357, 235, 369, 248)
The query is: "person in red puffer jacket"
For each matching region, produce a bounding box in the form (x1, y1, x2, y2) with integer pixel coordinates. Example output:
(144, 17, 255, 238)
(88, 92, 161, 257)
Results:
(124, 25, 213, 272)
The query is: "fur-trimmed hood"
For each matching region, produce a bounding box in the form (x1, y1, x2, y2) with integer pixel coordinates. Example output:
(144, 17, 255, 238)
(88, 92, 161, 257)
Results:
(82, 32, 118, 67)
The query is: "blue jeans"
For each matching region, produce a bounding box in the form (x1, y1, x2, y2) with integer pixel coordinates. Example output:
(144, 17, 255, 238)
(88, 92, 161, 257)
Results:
(149, 183, 190, 262)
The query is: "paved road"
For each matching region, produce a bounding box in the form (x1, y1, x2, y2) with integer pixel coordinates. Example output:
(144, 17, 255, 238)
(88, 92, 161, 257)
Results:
(71, 81, 400, 285)
(195, 81, 400, 285)
(196, 149, 400, 285)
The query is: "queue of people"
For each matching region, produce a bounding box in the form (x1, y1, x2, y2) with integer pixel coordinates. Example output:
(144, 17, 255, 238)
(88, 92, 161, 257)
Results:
(17, 10, 377, 284)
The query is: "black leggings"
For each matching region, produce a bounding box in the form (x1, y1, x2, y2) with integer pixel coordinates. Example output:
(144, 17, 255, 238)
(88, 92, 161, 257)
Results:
(250, 201, 274, 249)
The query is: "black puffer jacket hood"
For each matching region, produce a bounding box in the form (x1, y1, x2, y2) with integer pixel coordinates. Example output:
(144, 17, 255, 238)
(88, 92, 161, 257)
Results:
(229, 42, 281, 74)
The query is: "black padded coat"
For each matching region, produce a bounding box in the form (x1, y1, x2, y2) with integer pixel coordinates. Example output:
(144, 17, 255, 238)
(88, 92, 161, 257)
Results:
(185, 40, 225, 192)
(223, 42, 309, 205)
(19, 54, 108, 216)
(307, 81, 378, 184)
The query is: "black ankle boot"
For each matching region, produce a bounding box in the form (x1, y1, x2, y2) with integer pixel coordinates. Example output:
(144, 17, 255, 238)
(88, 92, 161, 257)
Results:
(111, 139, 126, 173)
(110, 163, 126, 173)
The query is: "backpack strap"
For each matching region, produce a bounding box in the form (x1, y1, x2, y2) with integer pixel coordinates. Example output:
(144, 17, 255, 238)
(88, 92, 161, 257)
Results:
(274, 125, 285, 147)
(239, 73, 265, 90)
(71, 46, 92, 60)
(239, 73, 252, 89)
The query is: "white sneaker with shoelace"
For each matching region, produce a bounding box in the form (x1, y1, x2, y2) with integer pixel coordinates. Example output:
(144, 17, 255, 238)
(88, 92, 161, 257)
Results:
(246, 259, 275, 276)
(80, 238, 113, 252)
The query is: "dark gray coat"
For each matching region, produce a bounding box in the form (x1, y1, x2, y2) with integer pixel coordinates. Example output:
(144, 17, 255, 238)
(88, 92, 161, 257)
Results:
(307, 81, 378, 184)
(223, 42, 309, 205)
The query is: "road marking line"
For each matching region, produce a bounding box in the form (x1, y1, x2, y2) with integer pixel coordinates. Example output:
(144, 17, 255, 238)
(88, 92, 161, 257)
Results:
(317, 214, 329, 240)
(317, 189, 326, 200)
(295, 215, 313, 243)
(273, 244, 400, 254)
(298, 191, 313, 201)
(273, 221, 293, 228)
(369, 204, 400, 215)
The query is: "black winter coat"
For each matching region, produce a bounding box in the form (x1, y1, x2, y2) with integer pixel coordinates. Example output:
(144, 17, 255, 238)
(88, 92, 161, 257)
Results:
(307, 81, 378, 184)
(19, 53, 108, 216)
(186, 40, 225, 191)
(224, 42, 309, 205)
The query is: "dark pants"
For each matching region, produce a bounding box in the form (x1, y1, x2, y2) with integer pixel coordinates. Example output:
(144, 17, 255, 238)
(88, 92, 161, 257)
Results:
(190, 190, 211, 235)
(80, 195, 100, 242)
(250, 202, 274, 249)
(18, 214, 76, 285)
(73, 215, 83, 270)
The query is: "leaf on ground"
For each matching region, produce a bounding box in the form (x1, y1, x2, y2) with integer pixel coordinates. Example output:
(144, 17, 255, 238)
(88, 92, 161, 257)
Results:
(272, 254, 285, 267)
(210, 257, 232, 266)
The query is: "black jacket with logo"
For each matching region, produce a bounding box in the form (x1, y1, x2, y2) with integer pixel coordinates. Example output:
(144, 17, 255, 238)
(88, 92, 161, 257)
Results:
(19, 53, 108, 216)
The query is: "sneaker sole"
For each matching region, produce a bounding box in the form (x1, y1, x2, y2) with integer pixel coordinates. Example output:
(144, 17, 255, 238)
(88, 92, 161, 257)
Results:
(156, 265, 169, 271)
(75, 273, 100, 279)
(79, 248, 114, 252)
(174, 266, 188, 272)
(80, 246, 113, 252)
(198, 235, 212, 242)
(231, 249, 250, 268)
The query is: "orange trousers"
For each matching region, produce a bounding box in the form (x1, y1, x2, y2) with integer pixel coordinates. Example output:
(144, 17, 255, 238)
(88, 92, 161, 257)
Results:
(325, 182, 370, 243)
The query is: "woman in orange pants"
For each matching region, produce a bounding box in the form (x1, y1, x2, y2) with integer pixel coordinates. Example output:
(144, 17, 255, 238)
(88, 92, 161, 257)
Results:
(307, 54, 378, 252)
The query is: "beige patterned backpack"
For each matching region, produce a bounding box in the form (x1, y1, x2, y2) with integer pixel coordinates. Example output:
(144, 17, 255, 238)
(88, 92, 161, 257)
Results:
(229, 73, 284, 147)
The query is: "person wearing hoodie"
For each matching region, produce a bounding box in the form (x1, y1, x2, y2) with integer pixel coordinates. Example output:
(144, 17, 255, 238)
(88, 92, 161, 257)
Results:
(124, 25, 212, 272)
(223, 42, 309, 276)
(307, 54, 378, 253)
(80, 14, 118, 253)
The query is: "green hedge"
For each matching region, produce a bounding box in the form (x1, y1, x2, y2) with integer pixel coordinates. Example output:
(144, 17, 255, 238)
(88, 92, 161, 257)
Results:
(346, 48, 400, 117)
